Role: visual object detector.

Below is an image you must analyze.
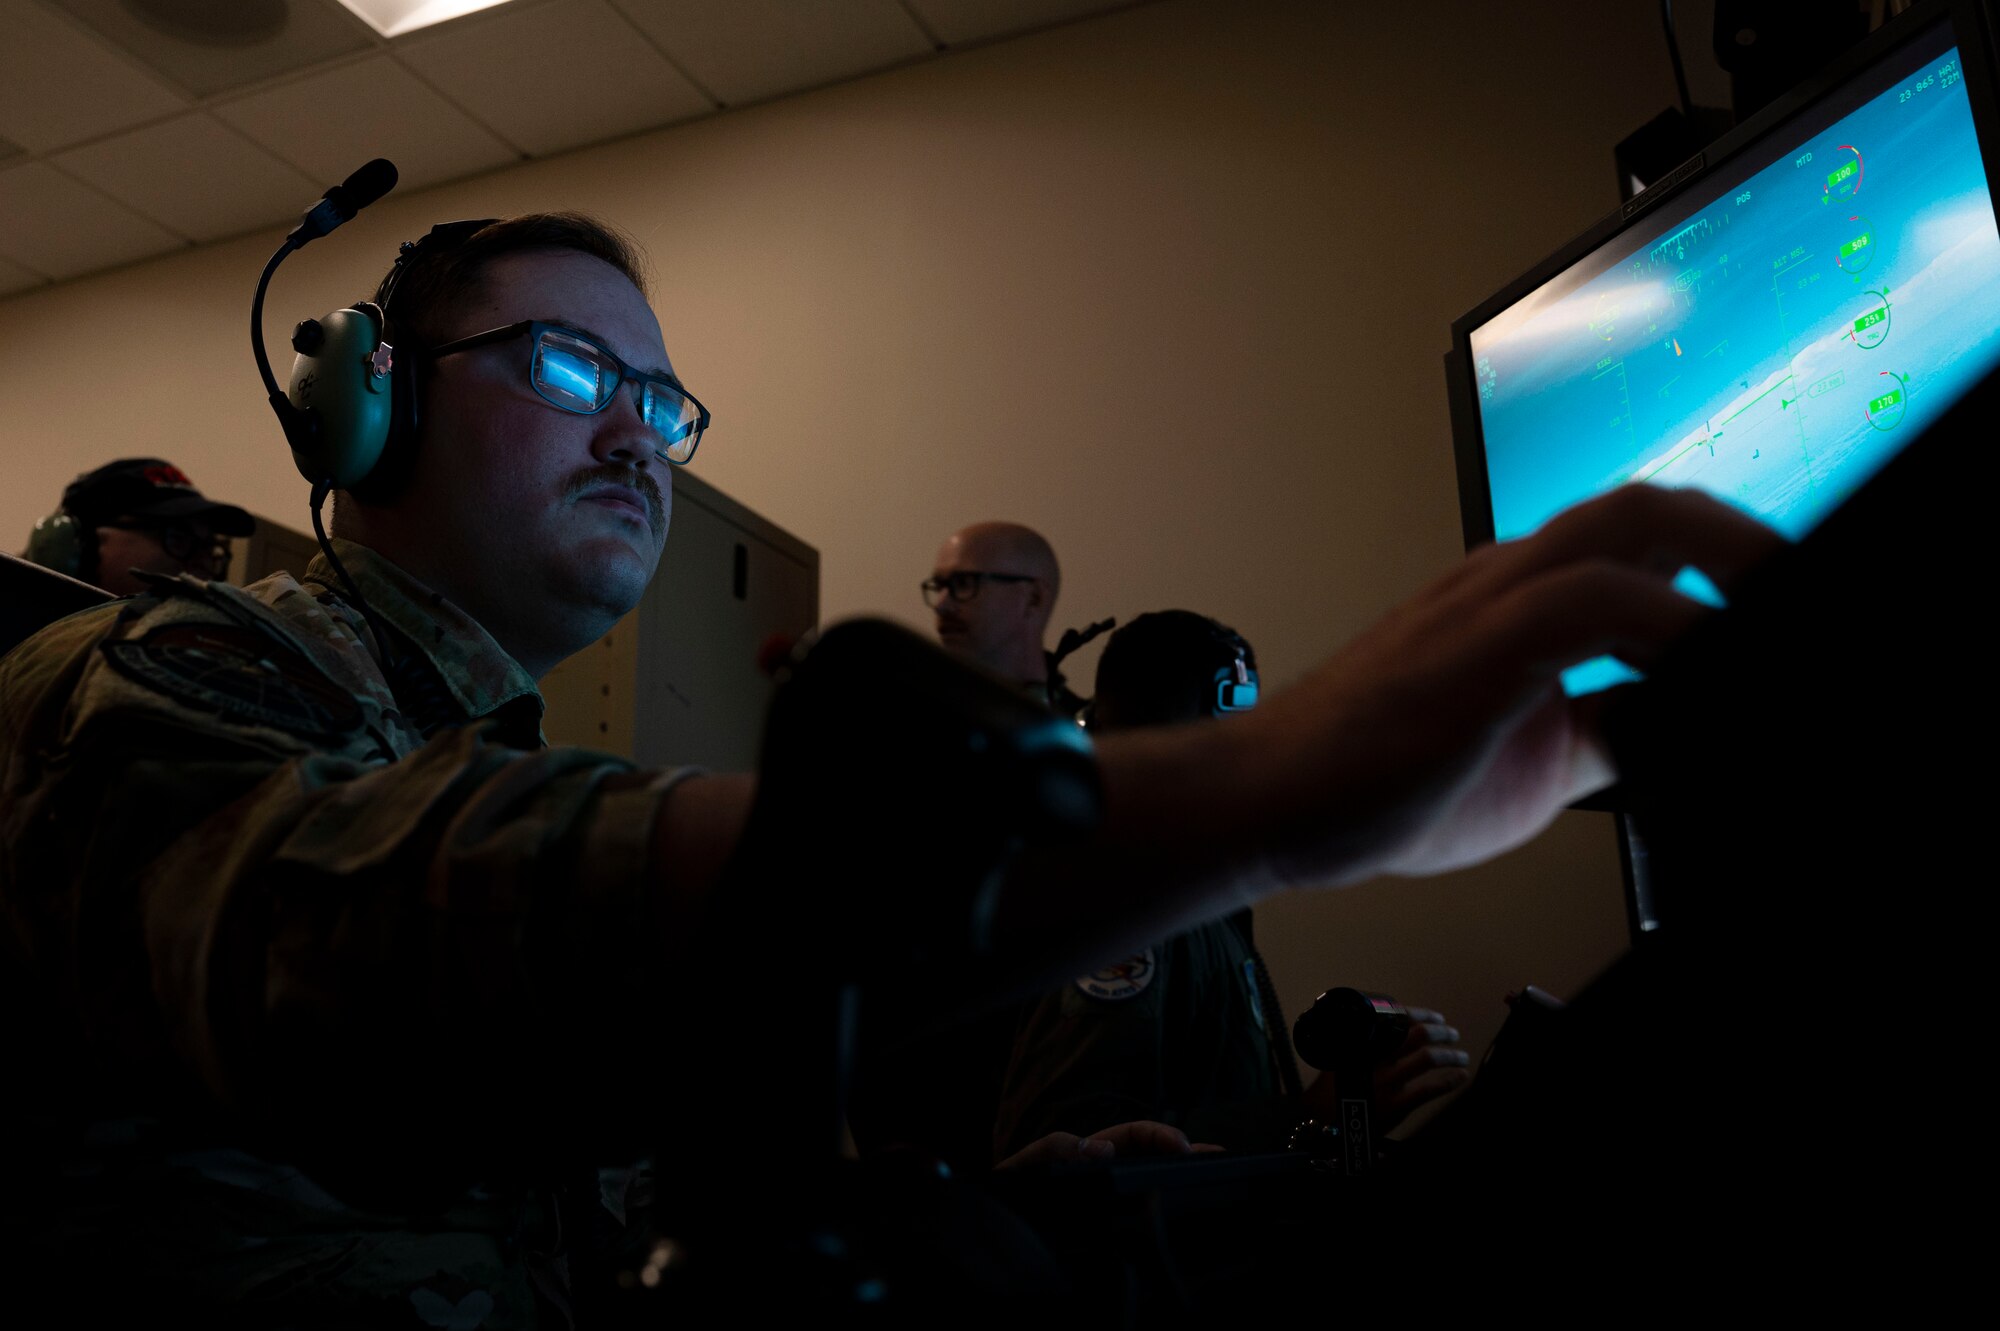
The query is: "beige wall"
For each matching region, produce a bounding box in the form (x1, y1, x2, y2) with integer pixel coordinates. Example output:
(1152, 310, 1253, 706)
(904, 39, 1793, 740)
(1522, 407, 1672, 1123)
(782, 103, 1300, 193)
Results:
(0, 0, 1677, 1095)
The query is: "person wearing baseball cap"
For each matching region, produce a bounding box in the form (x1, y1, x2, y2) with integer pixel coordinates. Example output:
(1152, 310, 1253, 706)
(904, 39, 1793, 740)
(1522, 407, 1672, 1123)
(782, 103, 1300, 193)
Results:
(22, 458, 255, 596)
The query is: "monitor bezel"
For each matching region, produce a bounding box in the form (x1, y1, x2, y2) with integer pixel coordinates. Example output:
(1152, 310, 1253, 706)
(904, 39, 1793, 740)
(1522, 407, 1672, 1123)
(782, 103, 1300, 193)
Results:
(1443, 0, 2000, 552)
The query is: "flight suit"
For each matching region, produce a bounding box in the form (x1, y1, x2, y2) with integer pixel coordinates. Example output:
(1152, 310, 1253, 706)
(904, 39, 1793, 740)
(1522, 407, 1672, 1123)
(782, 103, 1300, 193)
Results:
(993, 910, 1302, 1159)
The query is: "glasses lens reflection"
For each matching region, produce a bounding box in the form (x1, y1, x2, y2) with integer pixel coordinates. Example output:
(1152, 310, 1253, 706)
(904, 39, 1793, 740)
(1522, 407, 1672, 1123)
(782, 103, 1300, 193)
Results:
(535, 336, 608, 410)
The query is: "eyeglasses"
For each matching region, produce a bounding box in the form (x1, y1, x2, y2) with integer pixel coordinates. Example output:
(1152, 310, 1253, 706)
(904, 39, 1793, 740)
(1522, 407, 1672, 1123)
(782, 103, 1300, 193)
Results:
(427, 320, 709, 465)
(920, 570, 1039, 608)
(102, 519, 232, 578)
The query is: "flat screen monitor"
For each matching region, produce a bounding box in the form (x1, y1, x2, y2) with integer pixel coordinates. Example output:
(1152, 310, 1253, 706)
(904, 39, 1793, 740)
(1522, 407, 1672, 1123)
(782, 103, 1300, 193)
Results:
(1446, 0, 2000, 694)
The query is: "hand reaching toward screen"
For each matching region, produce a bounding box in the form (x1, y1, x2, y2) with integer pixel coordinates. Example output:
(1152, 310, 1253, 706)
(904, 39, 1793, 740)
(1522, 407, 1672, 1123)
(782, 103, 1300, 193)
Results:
(1243, 485, 1782, 887)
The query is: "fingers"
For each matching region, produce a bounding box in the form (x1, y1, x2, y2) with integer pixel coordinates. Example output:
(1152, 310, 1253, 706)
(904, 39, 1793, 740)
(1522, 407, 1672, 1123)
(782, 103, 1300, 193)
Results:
(1399, 1015, 1460, 1048)
(1388, 1040, 1471, 1074)
(1469, 560, 1721, 689)
(994, 1130, 1118, 1171)
(1366, 1020, 1477, 1123)
(1382, 1064, 1474, 1113)
(1089, 1120, 1195, 1158)
(1414, 1021, 1460, 1048)
(994, 1121, 1208, 1171)
(1446, 486, 1783, 612)
(1380, 1013, 1473, 1114)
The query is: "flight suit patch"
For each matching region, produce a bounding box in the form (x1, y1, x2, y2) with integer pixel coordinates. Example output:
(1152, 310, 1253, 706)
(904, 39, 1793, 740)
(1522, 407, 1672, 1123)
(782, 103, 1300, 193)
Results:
(1075, 948, 1156, 1001)
(101, 622, 365, 740)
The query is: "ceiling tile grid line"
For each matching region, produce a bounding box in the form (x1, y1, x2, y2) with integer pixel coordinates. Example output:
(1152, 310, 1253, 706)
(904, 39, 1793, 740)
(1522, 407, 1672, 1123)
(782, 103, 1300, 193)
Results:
(37, 153, 197, 247)
(14, 45, 384, 163)
(392, 0, 713, 161)
(610, 0, 937, 110)
(1, 0, 190, 152)
(338, 2, 631, 168)
(0, 160, 185, 279)
(0, 155, 196, 279)
(894, 0, 947, 51)
(208, 109, 348, 216)
(30, 0, 195, 105)
(211, 55, 521, 193)
(377, 54, 535, 165)
(602, 0, 726, 107)
(24, 2, 505, 158)
(1, 0, 1155, 297)
(54, 111, 326, 246)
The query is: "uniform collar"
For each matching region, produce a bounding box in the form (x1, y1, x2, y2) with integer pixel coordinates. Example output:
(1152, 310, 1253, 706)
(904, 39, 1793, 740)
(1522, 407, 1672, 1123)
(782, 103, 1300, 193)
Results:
(305, 538, 544, 731)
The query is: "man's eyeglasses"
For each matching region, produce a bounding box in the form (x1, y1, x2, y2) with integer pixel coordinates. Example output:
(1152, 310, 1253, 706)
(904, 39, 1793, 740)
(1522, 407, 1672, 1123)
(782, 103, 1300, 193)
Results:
(427, 320, 710, 465)
(102, 519, 232, 578)
(921, 571, 1039, 608)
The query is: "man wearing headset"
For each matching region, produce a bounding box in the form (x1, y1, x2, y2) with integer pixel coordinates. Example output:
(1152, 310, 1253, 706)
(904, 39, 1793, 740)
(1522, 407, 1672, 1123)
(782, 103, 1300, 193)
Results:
(995, 612, 1470, 1162)
(0, 211, 1777, 1320)
(21, 457, 254, 595)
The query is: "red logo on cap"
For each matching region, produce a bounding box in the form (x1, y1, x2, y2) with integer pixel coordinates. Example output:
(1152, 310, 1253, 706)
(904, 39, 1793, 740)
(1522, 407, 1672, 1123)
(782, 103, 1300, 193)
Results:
(143, 463, 193, 488)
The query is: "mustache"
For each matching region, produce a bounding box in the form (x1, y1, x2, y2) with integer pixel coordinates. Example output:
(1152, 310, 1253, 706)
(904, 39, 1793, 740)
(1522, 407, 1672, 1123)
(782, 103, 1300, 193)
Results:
(565, 464, 667, 531)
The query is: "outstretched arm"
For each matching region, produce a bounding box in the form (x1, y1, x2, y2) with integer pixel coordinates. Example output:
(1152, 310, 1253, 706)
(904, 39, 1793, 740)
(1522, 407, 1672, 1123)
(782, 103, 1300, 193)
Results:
(652, 486, 1780, 992)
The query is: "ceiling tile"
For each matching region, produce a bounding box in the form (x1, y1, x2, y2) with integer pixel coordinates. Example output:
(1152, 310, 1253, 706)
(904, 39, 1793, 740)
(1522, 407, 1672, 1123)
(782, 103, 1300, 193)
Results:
(0, 0, 189, 151)
(214, 55, 518, 193)
(55, 114, 322, 245)
(904, 0, 1136, 48)
(48, 0, 375, 100)
(0, 253, 47, 298)
(0, 163, 185, 279)
(398, 0, 710, 158)
(611, 0, 931, 106)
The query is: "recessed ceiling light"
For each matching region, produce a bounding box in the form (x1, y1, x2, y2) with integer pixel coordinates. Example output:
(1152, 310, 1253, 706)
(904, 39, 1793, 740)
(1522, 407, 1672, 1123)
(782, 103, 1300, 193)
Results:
(334, 0, 517, 39)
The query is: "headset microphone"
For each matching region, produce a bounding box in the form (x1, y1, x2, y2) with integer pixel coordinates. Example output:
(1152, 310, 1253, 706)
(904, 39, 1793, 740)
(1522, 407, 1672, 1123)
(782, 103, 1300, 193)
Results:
(249, 159, 407, 674)
(251, 158, 401, 487)
(287, 157, 398, 248)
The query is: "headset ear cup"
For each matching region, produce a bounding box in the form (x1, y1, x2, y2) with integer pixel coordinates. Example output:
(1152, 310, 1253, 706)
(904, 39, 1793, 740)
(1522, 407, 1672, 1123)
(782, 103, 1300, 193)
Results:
(24, 511, 89, 581)
(349, 348, 421, 504)
(286, 304, 395, 490)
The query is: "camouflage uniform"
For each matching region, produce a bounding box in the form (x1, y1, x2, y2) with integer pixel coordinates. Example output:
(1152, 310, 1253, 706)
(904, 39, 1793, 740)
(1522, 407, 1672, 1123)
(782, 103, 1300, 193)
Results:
(0, 539, 684, 1327)
(993, 910, 1301, 1159)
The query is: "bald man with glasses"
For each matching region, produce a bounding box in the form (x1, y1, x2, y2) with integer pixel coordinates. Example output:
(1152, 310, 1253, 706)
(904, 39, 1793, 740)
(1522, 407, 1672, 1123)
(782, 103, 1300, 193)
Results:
(924, 521, 1086, 715)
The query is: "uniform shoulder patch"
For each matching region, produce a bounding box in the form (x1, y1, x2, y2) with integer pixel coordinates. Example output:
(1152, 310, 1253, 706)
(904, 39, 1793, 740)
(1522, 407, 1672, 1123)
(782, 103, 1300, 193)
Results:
(1075, 948, 1157, 1001)
(101, 621, 365, 741)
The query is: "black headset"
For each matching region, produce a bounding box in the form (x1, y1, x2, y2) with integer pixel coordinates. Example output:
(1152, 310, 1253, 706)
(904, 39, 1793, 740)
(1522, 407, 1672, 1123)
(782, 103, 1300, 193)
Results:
(1078, 614, 1259, 728)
